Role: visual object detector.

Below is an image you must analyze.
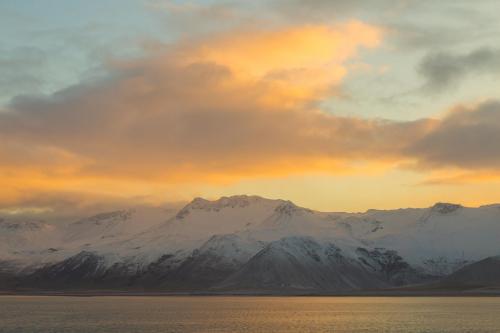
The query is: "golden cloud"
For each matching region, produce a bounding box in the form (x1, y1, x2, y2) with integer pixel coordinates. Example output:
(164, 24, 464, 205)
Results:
(2, 20, 499, 211)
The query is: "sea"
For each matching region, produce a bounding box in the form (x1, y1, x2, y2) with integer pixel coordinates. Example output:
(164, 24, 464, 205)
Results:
(1, 296, 499, 332)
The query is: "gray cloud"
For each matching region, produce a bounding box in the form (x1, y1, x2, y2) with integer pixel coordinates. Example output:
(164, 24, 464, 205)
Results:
(274, 0, 499, 49)
(418, 47, 500, 93)
(273, 0, 408, 20)
(408, 100, 500, 169)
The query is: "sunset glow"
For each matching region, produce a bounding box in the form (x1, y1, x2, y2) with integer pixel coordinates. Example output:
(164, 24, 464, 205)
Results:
(2, 1, 500, 214)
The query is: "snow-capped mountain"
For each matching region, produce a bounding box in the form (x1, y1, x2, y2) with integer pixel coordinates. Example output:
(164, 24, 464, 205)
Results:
(345, 202, 500, 275)
(0, 217, 61, 269)
(1, 195, 499, 292)
(215, 236, 418, 292)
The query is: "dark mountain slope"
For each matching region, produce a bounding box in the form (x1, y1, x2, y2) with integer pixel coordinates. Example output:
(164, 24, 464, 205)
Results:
(216, 237, 391, 292)
(435, 256, 500, 290)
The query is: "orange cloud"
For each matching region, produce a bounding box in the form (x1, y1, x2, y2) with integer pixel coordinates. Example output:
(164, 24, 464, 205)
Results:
(0, 21, 387, 210)
(4, 20, 500, 212)
(116, 21, 382, 108)
(181, 21, 381, 105)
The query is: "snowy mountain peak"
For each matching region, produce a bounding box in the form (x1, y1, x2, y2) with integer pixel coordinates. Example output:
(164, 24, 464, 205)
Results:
(187, 197, 211, 208)
(430, 202, 463, 214)
(176, 195, 276, 219)
(274, 201, 312, 216)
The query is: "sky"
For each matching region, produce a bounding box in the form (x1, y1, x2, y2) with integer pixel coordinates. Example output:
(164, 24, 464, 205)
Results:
(1, 0, 500, 214)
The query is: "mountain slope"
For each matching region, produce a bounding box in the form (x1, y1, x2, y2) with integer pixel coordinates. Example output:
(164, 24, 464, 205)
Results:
(435, 256, 500, 290)
(138, 234, 265, 290)
(337, 202, 500, 275)
(217, 237, 391, 292)
(1, 195, 500, 293)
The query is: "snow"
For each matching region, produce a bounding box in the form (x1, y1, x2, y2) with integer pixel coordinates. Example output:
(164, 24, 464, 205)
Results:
(1, 195, 500, 276)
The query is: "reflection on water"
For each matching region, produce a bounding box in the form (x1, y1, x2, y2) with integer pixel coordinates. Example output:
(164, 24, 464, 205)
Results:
(0, 296, 499, 333)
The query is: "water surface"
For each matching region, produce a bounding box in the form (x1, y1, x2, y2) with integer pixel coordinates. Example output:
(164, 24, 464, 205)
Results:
(1, 296, 499, 332)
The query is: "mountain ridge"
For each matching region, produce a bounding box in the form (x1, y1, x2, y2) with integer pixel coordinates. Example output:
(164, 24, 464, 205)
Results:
(1, 195, 499, 293)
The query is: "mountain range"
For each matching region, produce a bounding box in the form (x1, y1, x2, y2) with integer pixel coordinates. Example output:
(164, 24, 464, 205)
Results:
(1, 195, 500, 294)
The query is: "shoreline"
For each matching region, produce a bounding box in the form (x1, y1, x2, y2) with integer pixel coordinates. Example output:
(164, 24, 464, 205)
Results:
(2, 290, 500, 297)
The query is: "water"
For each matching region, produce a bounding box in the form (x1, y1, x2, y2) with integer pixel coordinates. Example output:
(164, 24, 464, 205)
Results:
(1, 296, 500, 333)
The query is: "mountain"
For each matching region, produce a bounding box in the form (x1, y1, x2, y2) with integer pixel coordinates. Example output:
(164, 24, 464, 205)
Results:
(1, 195, 500, 293)
(433, 256, 500, 290)
(0, 217, 62, 272)
(218, 237, 395, 292)
(341, 202, 500, 275)
(139, 234, 265, 290)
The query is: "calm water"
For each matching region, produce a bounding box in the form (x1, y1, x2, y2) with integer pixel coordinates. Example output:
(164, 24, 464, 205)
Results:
(1, 296, 500, 333)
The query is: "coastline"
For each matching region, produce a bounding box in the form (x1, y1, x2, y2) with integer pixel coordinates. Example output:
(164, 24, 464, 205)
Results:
(2, 289, 500, 297)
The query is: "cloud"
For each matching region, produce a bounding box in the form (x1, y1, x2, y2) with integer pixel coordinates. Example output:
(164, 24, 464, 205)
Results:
(418, 47, 500, 93)
(3, 16, 500, 213)
(0, 21, 387, 210)
(408, 100, 500, 170)
(0, 189, 184, 223)
(273, 0, 409, 21)
(271, 0, 492, 51)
